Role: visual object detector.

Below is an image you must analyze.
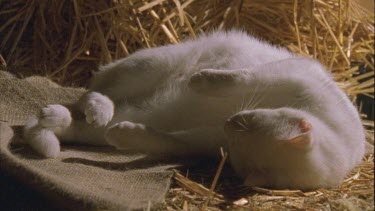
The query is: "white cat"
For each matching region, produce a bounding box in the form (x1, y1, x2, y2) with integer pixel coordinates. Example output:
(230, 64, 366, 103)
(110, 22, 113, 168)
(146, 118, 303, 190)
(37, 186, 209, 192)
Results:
(24, 31, 365, 190)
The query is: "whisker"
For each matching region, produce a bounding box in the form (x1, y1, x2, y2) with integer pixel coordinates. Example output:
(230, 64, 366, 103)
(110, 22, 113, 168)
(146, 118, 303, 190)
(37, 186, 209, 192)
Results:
(242, 84, 261, 110)
(236, 120, 249, 130)
(246, 86, 267, 110)
(240, 114, 248, 125)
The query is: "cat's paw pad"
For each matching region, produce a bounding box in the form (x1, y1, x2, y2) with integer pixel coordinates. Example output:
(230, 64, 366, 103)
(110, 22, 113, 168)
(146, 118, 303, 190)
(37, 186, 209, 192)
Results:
(84, 92, 114, 127)
(38, 105, 72, 131)
(105, 121, 146, 149)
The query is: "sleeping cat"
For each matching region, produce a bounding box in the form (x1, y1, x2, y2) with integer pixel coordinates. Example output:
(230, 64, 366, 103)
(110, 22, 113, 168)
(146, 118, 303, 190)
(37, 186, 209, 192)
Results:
(24, 31, 365, 190)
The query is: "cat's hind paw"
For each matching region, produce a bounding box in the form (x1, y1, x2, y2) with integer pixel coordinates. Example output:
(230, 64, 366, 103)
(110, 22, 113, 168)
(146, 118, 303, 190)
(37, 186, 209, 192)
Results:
(26, 129, 60, 158)
(83, 92, 114, 127)
(24, 116, 61, 158)
(23, 104, 70, 158)
(38, 105, 72, 132)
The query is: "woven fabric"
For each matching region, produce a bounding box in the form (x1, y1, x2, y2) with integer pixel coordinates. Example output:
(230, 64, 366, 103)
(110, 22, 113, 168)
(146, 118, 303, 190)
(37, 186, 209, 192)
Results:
(0, 71, 174, 210)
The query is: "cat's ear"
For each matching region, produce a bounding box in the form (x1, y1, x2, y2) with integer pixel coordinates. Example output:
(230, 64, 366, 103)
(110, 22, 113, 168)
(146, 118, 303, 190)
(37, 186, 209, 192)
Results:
(284, 120, 313, 149)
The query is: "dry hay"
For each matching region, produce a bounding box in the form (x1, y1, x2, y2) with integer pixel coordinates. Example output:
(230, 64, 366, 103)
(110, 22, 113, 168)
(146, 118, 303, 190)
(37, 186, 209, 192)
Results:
(156, 152, 373, 210)
(0, 0, 374, 210)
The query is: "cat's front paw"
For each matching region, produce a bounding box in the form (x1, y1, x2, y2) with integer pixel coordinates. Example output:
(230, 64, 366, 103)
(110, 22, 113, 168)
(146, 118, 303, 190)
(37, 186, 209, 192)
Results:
(83, 92, 114, 127)
(105, 121, 146, 149)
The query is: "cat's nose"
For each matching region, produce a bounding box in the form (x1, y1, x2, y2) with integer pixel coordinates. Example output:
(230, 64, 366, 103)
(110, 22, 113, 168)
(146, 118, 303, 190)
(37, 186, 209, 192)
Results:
(224, 118, 234, 133)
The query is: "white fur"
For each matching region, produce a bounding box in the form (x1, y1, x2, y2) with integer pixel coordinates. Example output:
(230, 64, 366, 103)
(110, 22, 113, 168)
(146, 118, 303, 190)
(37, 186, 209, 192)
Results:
(39, 105, 72, 131)
(105, 121, 147, 149)
(80, 92, 114, 127)
(24, 31, 365, 190)
(23, 104, 72, 158)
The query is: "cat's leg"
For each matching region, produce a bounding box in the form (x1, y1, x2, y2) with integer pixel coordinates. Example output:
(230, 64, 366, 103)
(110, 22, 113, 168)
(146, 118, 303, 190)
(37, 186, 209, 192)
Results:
(105, 121, 226, 158)
(189, 58, 327, 97)
(79, 55, 173, 127)
(88, 53, 173, 103)
(188, 68, 251, 97)
(24, 104, 108, 158)
(24, 105, 72, 158)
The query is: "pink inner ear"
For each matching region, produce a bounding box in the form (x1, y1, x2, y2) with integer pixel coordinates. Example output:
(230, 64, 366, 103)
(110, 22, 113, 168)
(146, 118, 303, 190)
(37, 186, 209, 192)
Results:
(299, 119, 312, 133)
(285, 119, 312, 149)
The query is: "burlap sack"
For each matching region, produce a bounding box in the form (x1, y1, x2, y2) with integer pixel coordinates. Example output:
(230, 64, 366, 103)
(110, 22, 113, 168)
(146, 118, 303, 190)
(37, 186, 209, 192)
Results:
(0, 71, 175, 210)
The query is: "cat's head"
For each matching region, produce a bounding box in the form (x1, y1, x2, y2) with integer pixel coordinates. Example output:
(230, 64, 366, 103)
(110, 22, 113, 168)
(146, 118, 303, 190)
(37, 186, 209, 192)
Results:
(224, 108, 342, 190)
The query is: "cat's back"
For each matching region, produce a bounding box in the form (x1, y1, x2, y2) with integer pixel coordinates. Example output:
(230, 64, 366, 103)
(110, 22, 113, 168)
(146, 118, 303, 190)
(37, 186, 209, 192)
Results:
(178, 31, 294, 70)
(101, 31, 294, 87)
(133, 31, 295, 95)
